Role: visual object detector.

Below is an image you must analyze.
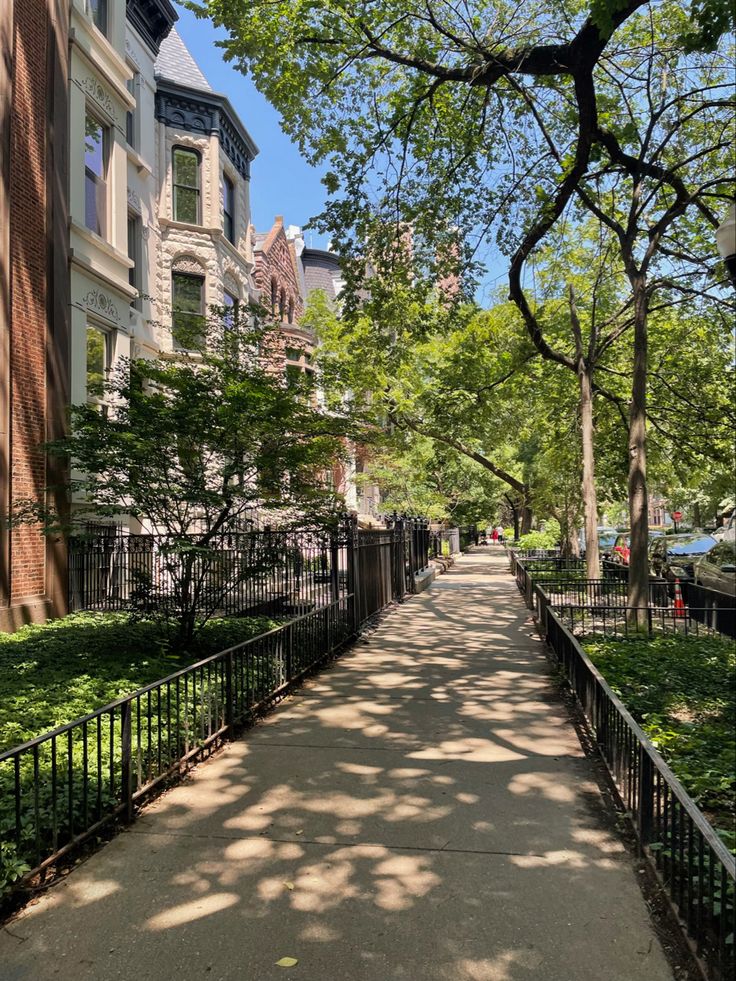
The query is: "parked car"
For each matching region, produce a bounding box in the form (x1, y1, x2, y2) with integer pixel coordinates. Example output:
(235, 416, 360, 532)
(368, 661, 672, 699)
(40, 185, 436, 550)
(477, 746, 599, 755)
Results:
(693, 541, 736, 597)
(649, 533, 718, 587)
(610, 532, 631, 565)
(579, 526, 620, 558)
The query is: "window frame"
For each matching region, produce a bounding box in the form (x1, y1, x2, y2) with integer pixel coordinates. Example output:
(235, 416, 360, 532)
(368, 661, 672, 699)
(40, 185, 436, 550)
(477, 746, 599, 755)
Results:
(125, 70, 139, 150)
(86, 322, 112, 409)
(127, 211, 142, 310)
(222, 174, 235, 244)
(84, 111, 109, 239)
(172, 146, 201, 225)
(171, 271, 205, 350)
(85, 0, 108, 35)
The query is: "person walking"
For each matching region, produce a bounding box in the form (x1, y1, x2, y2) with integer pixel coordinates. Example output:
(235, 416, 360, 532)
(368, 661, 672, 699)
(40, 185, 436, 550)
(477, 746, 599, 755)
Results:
(496, 524, 505, 544)
(491, 526, 498, 544)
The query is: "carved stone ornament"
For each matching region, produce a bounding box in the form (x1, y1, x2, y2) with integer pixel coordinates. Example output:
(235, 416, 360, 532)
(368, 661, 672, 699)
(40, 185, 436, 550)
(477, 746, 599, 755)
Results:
(127, 188, 141, 212)
(124, 41, 141, 71)
(171, 255, 206, 276)
(79, 76, 117, 119)
(82, 289, 120, 323)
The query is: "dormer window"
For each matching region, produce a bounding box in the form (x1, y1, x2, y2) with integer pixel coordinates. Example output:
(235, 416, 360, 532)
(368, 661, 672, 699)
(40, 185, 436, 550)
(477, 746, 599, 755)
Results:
(172, 147, 201, 224)
(223, 175, 235, 244)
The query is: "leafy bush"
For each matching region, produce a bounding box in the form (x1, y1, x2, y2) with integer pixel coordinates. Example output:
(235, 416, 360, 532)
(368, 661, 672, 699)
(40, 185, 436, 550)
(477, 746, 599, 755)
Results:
(516, 519, 561, 550)
(0, 611, 282, 895)
(583, 634, 736, 834)
(0, 612, 277, 752)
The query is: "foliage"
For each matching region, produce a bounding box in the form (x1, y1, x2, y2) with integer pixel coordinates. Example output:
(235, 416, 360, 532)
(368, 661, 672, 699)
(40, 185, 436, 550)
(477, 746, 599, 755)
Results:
(0, 612, 277, 752)
(12, 312, 348, 647)
(583, 634, 736, 832)
(516, 520, 561, 550)
(0, 611, 279, 894)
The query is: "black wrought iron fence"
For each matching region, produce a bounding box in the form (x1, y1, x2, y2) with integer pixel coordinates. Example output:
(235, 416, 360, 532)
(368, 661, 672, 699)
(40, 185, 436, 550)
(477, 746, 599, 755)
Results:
(546, 603, 726, 639)
(69, 527, 349, 617)
(682, 581, 736, 639)
(545, 608, 735, 980)
(352, 527, 406, 623)
(0, 596, 353, 890)
(534, 579, 671, 634)
(429, 528, 461, 559)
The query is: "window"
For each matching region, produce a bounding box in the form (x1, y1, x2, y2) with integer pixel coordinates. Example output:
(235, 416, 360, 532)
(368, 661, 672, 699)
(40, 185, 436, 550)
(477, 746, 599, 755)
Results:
(287, 297, 294, 324)
(223, 290, 239, 329)
(84, 114, 108, 238)
(85, 0, 107, 34)
(127, 212, 141, 309)
(270, 278, 277, 316)
(172, 272, 204, 349)
(126, 72, 139, 150)
(172, 148, 200, 224)
(279, 290, 286, 322)
(86, 325, 110, 405)
(223, 175, 235, 243)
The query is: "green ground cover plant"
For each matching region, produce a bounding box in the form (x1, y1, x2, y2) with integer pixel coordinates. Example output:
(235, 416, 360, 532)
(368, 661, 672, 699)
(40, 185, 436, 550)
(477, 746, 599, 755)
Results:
(0, 611, 280, 894)
(583, 634, 736, 841)
(0, 612, 278, 752)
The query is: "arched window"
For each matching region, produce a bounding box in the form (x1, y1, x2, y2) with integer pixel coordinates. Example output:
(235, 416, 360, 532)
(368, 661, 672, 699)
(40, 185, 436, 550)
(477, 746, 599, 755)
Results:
(270, 278, 277, 316)
(279, 289, 286, 322)
(287, 297, 295, 324)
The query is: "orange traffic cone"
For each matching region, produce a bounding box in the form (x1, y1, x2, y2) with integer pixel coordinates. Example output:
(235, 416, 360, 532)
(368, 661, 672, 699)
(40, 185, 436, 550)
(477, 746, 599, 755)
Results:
(673, 578, 686, 618)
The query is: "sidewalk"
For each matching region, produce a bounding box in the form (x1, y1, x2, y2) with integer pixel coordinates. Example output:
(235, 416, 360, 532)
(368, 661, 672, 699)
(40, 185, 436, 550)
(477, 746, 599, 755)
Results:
(0, 551, 673, 981)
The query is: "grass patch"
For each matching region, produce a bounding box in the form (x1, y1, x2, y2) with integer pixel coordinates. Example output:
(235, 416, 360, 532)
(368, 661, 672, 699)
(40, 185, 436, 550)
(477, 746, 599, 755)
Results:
(0, 612, 278, 753)
(583, 633, 736, 843)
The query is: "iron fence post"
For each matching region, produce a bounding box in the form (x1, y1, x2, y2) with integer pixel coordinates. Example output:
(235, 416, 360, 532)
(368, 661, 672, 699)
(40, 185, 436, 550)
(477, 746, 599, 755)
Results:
(638, 744, 654, 848)
(120, 700, 133, 824)
(225, 650, 234, 734)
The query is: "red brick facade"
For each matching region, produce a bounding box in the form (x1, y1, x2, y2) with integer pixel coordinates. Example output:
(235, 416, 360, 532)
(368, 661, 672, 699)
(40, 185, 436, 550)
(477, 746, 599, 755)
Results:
(1, 0, 69, 630)
(252, 216, 309, 368)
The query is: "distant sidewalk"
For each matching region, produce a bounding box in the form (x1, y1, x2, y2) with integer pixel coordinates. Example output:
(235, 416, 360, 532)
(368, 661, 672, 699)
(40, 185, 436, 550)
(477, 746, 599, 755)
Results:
(0, 551, 674, 981)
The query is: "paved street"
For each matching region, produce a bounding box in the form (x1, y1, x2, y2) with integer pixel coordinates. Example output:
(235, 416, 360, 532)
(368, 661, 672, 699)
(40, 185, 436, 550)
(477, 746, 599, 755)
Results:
(0, 551, 673, 981)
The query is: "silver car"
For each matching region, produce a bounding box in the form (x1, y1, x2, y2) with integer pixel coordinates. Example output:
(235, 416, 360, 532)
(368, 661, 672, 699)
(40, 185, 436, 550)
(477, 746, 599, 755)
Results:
(693, 541, 736, 597)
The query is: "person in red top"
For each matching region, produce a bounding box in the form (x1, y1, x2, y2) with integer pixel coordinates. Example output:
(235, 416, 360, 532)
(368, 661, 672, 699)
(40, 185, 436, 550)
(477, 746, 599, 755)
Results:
(491, 527, 499, 544)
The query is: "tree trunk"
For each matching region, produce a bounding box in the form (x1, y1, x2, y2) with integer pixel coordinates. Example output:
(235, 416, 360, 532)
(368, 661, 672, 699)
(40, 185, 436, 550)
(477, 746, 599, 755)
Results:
(627, 282, 650, 622)
(521, 505, 533, 535)
(505, 495, 520, 540)
(579, 365, 601, 578)
(693, 502, 702, 528)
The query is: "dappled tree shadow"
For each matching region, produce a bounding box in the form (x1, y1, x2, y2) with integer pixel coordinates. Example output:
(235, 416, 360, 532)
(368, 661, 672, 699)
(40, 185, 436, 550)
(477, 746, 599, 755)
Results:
(0, 553, 672, 981)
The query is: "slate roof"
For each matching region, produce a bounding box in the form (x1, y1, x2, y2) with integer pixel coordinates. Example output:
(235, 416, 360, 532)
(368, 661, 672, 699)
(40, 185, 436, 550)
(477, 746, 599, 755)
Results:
(154, 27, 212, 92)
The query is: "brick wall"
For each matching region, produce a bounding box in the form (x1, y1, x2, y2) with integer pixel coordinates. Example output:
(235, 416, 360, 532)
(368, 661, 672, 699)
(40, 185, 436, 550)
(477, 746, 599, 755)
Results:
(8, 0, 49, 602)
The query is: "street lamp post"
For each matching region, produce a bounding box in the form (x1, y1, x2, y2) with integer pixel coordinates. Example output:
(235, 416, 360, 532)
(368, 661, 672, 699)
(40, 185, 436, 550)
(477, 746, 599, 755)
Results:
(716, 203, 736, 285)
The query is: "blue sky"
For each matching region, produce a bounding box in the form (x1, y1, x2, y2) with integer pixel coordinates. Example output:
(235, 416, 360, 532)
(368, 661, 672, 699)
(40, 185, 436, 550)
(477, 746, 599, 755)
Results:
(173, 4, 508, 301)
(174, 4, 332, 248)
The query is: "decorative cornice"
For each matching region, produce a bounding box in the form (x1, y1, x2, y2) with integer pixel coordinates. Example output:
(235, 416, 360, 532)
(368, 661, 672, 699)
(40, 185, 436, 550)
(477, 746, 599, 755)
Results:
(126, 0, 177, 55)
(79, 75, 116, 119)
(171, 254, 206, 276)
(82, 289, 121, 324)
(155, 81, 258, 180)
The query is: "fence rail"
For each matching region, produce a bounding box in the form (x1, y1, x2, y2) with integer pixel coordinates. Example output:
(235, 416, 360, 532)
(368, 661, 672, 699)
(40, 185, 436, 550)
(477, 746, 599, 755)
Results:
(0, 596, 354, 889)
(68, 528, 349, 617)
(544, 608, 735, 980)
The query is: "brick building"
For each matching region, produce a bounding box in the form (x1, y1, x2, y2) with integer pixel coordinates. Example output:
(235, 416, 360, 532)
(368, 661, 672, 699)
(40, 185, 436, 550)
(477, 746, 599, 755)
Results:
(253, 217, 310, 376)
(0, 0, 70, 630)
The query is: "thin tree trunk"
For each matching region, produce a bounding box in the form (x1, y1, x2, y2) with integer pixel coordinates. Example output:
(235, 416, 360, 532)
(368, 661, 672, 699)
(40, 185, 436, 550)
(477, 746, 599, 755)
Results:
(627, 282, 649, 623)
(579, 366, 601, 578)
(521, 505, 533, 535)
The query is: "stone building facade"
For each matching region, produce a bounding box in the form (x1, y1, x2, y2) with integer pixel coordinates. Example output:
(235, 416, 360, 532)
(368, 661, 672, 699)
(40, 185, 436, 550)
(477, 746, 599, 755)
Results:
(152, 27, 259, 359)
(0, 0, 70, 630)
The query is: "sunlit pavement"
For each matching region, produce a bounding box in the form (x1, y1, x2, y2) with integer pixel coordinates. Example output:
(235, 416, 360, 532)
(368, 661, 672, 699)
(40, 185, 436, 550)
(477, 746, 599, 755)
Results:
(0, 550, 673, 981)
